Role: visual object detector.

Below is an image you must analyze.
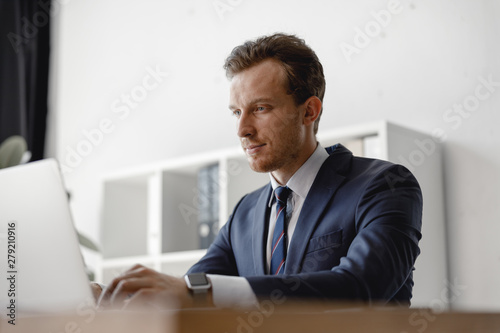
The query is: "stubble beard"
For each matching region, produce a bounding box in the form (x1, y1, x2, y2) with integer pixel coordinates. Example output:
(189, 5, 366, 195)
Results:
(245, 124, 302, 174)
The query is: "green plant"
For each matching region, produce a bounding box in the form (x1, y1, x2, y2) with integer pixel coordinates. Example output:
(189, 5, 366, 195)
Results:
(0, 136, 27, 168)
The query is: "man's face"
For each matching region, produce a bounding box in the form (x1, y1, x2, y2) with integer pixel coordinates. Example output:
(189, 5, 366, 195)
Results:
(229, 59, 308, 178)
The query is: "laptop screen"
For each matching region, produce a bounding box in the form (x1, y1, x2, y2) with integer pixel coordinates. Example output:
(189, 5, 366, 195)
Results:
(0, 159, 94, 316)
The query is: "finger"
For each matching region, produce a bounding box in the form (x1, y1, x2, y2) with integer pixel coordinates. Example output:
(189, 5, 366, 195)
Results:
(90, 282, 103, 302)
(109, 277, 154, 306)
(124, 263, 148, 274)
(98, 277, 143, 309)
(97, 275, 136, 308)
(99, 266, 153, 306)
(97, 283, 113, 308)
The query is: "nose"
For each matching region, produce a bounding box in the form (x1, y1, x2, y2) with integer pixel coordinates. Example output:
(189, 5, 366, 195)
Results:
(237, 111, 255, 138)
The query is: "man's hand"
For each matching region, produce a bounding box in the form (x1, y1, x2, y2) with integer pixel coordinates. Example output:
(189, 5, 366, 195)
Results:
(90, 282, 103, 301)
(97, 264, 196, 310)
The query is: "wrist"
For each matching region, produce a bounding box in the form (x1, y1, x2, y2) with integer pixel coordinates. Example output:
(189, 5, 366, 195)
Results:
(184, 273, 214, 308)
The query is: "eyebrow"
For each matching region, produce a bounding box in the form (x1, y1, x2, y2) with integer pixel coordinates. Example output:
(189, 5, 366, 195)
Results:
(228, 98, 276, 110)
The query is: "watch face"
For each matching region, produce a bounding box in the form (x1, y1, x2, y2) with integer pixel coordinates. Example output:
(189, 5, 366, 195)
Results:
(188, 273, 209, 287)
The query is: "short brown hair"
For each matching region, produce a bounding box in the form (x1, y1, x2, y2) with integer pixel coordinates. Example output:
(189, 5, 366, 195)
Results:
(224, 33, 326, 134)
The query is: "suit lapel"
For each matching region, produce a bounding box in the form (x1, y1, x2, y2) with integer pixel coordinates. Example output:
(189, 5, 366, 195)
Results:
(252, 184, 272, 275)
(284, 147, 350, 274)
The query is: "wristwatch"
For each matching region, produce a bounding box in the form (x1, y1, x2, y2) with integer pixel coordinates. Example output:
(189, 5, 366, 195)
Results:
(184, 273, 212, 306)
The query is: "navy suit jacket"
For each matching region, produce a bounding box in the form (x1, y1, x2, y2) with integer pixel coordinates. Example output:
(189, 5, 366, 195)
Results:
(188, 144, 422, 304)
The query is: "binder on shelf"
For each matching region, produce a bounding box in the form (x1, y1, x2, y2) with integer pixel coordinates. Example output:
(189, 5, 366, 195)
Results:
(197, 163, 219, 249)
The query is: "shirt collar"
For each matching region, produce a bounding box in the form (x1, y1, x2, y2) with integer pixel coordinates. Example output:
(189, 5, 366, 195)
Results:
(268, 143, 329, 207)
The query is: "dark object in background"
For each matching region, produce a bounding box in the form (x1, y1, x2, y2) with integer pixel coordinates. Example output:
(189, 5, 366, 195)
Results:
(197, 163, 220, 249)
(0, 0, 51, 161)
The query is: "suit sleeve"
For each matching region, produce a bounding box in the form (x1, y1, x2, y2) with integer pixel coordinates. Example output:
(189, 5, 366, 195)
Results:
(186, 197, 246, 276)
(245, 164, 422, 304)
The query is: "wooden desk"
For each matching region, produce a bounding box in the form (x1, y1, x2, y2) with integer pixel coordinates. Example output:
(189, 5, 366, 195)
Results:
(3, 303, 500, 333)
(175, 303, 500, 333)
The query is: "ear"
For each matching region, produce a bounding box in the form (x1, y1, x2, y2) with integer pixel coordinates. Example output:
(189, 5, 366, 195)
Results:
(302, 96, 322, 126)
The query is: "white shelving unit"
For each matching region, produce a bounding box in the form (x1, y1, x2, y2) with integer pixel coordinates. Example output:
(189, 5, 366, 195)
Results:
(97, 121, 447, 308)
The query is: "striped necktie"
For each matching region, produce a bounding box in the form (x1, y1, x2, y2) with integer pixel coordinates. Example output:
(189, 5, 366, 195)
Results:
(270, 186, 292, 275)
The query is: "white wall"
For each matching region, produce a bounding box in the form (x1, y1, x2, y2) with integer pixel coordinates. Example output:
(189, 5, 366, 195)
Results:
(46, 0, 500, 311)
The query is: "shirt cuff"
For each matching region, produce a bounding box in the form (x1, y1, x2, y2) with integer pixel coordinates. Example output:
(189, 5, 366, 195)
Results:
(207, 274, 258, 308)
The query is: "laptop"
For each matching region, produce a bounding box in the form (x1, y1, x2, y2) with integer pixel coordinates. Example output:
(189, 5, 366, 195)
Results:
(0, 159, 95, 315)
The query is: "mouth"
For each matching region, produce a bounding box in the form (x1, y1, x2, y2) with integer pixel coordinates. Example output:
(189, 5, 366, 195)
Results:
(243, 143, 266, 156)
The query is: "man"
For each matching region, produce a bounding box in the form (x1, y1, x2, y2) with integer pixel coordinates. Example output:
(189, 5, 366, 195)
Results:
(97, 33, 422, 309)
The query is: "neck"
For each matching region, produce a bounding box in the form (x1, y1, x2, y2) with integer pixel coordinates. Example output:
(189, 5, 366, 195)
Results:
(271, 140, 318, 185)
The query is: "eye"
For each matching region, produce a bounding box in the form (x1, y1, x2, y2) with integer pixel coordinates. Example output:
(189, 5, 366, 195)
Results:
(256, 106, 266, 112)
(232, 110, 241, 117)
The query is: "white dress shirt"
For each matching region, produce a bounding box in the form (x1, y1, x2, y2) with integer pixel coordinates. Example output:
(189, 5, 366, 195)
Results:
(208, 144, 329, 308)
